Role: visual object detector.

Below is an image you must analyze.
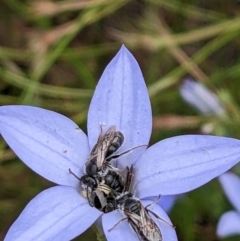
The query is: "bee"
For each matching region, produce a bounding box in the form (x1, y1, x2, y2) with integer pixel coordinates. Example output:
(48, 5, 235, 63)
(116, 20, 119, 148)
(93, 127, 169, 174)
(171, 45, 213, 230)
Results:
(70, 126, 146, 213)
(113, 194, 163, 241)
(85, 126, 146, 177)
(109, 165, 173, 241)
(85, 126, 124, 176)
(69, 168, 123, 213)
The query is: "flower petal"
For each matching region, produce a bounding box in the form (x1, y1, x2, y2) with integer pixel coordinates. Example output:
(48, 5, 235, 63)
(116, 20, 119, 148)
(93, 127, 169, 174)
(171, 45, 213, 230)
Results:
(103, 211, 139, 241)
(0, 106, 89, 187)
(157, 195, 177, 213)
(87, 45, 152, 165)
(144, 195, 177, 213)
(179, 79, 225, 116)
(102, 200, 177, 241)
(219, 172, 240, 212)
(4, 186, 101, 241)
(134, 135, 240, 198)
(216, 211, 240, 237)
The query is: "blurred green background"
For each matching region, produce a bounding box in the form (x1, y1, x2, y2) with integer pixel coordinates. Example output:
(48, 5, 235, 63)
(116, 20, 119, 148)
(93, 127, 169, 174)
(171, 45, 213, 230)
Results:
(1, 0, 240, 240)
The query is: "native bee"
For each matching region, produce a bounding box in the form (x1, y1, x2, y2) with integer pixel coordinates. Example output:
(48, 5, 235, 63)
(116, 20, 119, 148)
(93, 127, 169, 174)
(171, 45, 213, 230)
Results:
(109, 165, 173, 241)
(85, 126, 124, 177)
(69, 168, 123, 213)
(85, 126, 146, 177)
(112, 194, 163, 241)
(70, 126, 146, 213)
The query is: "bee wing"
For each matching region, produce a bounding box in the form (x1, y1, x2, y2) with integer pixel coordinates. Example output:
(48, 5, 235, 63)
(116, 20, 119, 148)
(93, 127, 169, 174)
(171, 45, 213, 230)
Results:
(87, 126, 117, 167)
(125, 210, 148, 241)
(128, 218, 146, 241)
(95, 126, 118, 167)
(138, 201, 163, 241)
(123, 164, 134, 192)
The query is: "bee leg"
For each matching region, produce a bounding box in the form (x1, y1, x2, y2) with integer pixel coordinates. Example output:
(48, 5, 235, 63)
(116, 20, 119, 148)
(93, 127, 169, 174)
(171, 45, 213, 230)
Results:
(145, 194, 161, 209)
(147, 209, 175, 228)
(108, 217, 128, 232)
(107, 144, 147, 160)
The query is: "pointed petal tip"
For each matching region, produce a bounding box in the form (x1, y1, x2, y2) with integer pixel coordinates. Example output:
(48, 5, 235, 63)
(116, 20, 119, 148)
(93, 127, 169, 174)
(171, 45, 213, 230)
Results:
(88, 45, 152, 156)
(115, 45, 134, 64)
(119, 44, 127, 51)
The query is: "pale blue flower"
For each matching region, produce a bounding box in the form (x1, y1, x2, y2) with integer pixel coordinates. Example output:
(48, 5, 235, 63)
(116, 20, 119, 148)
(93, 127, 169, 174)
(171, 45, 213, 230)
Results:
(1, 46, 240, 241)
(217, 172, 240, 238)
(180, 79, 225, 116)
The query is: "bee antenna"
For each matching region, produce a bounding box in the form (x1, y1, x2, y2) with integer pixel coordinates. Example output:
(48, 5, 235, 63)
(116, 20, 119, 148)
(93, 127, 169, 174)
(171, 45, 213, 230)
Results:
(69, 168, 81, 181)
